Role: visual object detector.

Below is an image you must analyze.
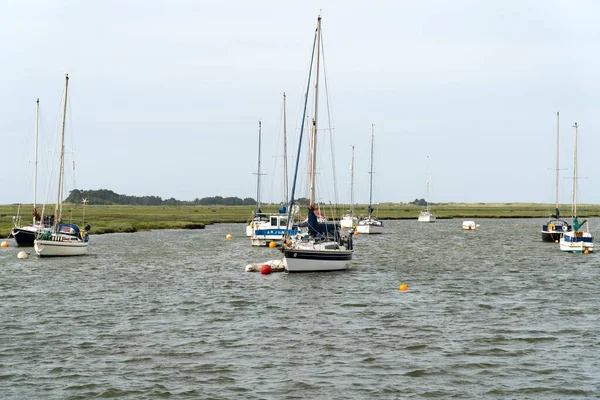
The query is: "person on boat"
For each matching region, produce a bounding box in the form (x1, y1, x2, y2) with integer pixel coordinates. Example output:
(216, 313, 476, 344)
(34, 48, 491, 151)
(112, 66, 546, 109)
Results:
(279, 204, 287, 214)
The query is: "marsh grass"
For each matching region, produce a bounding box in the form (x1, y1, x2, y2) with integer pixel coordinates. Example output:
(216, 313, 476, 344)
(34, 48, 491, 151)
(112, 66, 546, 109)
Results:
(2, 202, 600, 238)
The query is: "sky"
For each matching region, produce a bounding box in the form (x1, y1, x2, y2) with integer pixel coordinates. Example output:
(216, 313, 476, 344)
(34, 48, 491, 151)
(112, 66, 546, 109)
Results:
(2, 0, 600, 207)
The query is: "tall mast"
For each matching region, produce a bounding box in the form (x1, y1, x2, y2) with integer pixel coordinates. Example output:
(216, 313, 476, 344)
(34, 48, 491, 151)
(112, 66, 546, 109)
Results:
(554, 112, 560, 217)
(308, 16, 322, 207)
(282, 92, 288, 205)
(572, 122, 578, 219)
(54, 74, 69, 231)
(368, 124, 375, 215)
(426, 156, 431, 214)
(350, 145, 355, 216)
(255, 120, 262, 214)
(33, 98, 39, 224)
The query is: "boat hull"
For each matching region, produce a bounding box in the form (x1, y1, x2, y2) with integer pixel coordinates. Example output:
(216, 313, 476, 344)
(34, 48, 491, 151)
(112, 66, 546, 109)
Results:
(11, 227, 37, 246)
(541, 220, 571, 242)
(356, 217, 384, 234)
(282, 248, 352, 272)
(541, 231, 562, 243)
(559, 231, 593, 253)
(418, 213, 436, 223)
(34, 239, 89, 257)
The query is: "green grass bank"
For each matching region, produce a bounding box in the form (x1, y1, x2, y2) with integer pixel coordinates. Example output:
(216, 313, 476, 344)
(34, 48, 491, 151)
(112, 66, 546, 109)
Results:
(2, 202, 599, 238)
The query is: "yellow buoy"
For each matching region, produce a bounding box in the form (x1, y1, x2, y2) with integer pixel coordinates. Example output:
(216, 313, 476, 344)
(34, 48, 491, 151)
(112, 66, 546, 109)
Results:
(584, 249, 589, 254)
(1, 241, 8, 248)
(17, 251, 28, 259)
(515, 223, 519, 227)
(269, 241, 277, 248)
(226, 234, 233, 239)
(399, 283, 408, 291)
(555, 240, 559, 243)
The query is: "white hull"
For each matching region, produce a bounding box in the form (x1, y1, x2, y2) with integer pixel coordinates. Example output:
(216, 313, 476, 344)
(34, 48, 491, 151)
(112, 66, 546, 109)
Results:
(559, 231, 593, 253)
(340, 215, 358, 229)
(462, 221, 477, 230)
(418, 212, 436, 223)
(34, 238, 89, 257)
(356, 223, 384, 234)
(245, 224, 253, 237)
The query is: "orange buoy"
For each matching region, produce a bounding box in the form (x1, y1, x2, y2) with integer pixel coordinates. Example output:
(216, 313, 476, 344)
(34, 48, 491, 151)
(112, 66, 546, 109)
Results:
(515, 223, 519, 227)
(1, 241, 8, 248)
(584, 249, 589, 254)
(269, 241, 277, 248)
(261, 265, 272, 274)
(399, 283, 408, 291)
(353, 230, 359, 236)
(226, 234, 233, 239)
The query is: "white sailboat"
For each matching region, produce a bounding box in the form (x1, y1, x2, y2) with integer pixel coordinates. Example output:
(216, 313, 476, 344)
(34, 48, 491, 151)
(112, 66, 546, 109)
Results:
(246, 121, 269, 237)
(418, 156, 436, 222)
(357, 124, 384, 234)
(34, 74, 90, 257)
(12, 98, 52, 245)
(559, 122, 593, 253)
(249, 95, 299, 246)
(281, 16, 354, 272)
(542, 111, 571, 241)
(340, 145, 358, 229)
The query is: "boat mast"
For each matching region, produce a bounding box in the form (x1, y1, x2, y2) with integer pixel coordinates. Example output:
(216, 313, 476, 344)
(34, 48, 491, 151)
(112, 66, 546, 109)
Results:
(350, 145, 355, 216)
(426, 156, 431, 214)
(282, 93, 288, 206)
(572, 122, 578, 219)
(54, 74, 69, 231)
(308, 16, 322, 207)
(255, 120, 262, 214)
(368, 124, 375, 216)
(33, 98, 39, 224)
(554, 112, 560, 218)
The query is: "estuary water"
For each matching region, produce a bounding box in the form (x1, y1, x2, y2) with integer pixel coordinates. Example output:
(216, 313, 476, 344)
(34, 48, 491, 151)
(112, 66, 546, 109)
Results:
(1, 218, 599, 399)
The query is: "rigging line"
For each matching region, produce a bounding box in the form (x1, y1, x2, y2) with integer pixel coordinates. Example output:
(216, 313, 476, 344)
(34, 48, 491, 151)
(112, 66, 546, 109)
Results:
(285, 28, 318, 233)
(319, 27, 339, 206)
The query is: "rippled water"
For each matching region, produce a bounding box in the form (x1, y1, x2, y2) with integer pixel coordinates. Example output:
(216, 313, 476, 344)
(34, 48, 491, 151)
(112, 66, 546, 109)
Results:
(1, 218, 599, 399)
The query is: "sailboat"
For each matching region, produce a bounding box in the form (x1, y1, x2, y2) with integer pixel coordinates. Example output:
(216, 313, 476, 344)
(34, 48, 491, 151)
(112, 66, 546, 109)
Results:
(11, 98, 52, 245)
(245, 121, 269, 237)
(340, 145, 358, 229)
(418, 156, 436, 222)
(281, 16, 354, 272)
(34, 74, 90, 257)
(559, 122, 593, 253)
(542, 112, 571, 241)
(356, 124, 384, 234)
(250, 95, 298, 246)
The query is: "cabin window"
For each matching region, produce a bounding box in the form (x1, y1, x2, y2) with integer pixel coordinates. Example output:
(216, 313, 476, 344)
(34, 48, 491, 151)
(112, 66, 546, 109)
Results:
(270, 217, 278, 226)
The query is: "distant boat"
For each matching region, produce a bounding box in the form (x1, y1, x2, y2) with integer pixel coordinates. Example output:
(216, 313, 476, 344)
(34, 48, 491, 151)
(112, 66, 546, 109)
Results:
(281, 16, 354, 272)
(340, 145, 358, 229)
(559, 123, 593, 253)
(462, 221, 477, 230)
(417, 156, 436, 223)
(542, 112, 571, 242)
(11, 99, 52, 245)
(356, 124, 384, 234)
(34, 74, 90, 257)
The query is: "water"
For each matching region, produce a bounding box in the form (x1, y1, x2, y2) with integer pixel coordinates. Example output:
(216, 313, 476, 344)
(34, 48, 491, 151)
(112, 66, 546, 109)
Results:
(1, 218, 599, 399)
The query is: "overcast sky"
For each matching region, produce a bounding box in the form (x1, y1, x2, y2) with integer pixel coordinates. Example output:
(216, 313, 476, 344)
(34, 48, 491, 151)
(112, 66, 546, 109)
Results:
(2, 0, 599, 207)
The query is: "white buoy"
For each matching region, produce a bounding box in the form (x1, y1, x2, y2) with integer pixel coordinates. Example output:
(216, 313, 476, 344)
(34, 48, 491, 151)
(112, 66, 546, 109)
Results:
(17, 251, 29, 259)
(245, 259, 285, 272)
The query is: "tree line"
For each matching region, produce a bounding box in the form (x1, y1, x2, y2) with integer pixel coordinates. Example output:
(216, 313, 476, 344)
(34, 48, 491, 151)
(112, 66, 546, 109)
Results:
(65, 189, 258, 206)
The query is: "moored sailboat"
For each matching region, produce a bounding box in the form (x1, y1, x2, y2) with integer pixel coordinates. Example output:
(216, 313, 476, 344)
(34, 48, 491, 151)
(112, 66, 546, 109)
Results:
(34, 74, 90, 257)
(417, 156, 436, 223)
(542, 112, 571, 241)
(11, 99, 52, 245)
(340, 145, 358, 229)
(356, 124, 383, 234)
(559, 122, 593, 253)
(281, 16, 353, 272)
